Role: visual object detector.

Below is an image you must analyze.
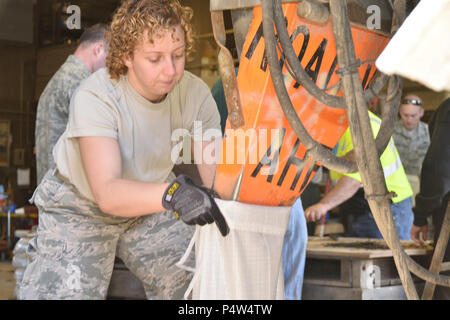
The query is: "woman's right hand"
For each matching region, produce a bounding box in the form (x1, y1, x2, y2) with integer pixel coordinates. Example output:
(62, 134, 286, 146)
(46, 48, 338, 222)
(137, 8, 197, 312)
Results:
(162, 174, 230, 237)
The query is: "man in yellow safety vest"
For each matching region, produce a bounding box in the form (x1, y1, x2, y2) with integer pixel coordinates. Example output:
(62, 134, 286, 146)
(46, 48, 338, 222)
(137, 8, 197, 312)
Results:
(304, 112, 414, 240)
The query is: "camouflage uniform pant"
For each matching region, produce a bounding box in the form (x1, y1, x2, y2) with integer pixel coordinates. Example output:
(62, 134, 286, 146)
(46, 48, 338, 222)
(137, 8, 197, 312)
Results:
(19, 170, 194, 300)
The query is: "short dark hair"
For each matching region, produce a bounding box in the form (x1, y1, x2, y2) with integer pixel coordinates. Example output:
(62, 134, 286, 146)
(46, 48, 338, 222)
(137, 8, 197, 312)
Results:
(79, 23, 108, 45)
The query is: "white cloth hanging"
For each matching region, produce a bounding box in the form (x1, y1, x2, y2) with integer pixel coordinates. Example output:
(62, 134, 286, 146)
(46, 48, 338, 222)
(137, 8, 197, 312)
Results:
(376, 0, 450, 92)
(177, 199, 291, 300)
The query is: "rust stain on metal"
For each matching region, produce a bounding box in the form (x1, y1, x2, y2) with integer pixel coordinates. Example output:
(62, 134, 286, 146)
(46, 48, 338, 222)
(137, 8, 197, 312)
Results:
(211, 10, 245, 129)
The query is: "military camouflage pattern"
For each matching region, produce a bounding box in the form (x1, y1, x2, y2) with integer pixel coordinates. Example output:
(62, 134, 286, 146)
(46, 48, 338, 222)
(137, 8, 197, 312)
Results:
(35, 55, 91, 184)
(393, 120, 430, 177)
(19, 170, 195, 300)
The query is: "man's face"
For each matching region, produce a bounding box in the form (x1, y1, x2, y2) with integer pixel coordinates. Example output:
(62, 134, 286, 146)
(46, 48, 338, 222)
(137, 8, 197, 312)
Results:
(124, 25, 185, 103)
(399, 103, 424, 130)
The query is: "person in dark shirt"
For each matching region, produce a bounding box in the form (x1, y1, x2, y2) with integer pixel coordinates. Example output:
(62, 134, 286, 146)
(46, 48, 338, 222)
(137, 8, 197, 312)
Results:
(411, 98, 450, 299)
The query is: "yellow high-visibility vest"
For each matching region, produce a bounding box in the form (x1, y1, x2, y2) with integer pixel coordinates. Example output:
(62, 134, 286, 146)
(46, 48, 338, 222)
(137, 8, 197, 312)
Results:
(330, 112, 413, 203)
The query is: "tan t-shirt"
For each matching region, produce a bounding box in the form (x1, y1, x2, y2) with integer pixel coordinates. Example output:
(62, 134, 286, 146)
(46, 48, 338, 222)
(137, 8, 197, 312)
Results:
(53, 68, 220, 202)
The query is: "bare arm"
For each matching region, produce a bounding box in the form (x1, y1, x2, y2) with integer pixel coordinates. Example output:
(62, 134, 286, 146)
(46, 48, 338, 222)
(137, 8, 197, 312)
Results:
(78, 136, 169, 217)
(304, 176, 361, 222)
(194, 139, 221, 189)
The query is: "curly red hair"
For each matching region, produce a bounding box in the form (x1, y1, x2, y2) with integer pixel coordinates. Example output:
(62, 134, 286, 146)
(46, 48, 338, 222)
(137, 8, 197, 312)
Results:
(106, 0, 195, 79)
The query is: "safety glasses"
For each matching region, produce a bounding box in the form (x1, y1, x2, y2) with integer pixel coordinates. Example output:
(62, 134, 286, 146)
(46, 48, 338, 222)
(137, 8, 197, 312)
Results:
(402, 99, 422, 106)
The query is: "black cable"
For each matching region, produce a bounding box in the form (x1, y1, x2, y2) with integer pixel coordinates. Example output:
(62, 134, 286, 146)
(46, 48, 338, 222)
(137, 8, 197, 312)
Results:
(273, 0, 388, 107)
(261, 0, 358, 174)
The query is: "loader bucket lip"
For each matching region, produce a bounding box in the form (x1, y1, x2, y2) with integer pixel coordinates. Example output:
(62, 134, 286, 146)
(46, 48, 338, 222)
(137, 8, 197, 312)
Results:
(210, 0, 393, 36)
(213, 2, 391, 206)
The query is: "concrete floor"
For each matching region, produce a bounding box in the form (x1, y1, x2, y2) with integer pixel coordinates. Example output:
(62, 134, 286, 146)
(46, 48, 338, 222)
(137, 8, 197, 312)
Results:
(0, 261, 16, 300)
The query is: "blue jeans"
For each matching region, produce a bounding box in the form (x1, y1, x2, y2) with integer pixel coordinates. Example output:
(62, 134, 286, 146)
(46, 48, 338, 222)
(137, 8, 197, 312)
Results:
(282, 198, 308, 300)
(352, 197, 414, 240)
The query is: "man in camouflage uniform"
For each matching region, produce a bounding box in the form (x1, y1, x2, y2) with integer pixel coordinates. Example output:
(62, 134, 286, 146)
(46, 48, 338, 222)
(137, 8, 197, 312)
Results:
(393, 94, 430, 204)
(35, 24, 107, 184)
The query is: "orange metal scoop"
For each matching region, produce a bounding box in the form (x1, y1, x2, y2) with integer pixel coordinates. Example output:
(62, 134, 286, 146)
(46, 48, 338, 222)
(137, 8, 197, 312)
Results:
(214, 3, 389, 206)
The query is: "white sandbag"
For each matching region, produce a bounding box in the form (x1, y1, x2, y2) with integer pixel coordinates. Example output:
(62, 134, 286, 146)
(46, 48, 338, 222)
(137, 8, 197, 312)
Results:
(376, 0, 450, 91)
(178, 199, 291, 300)
(12, 254, 28, 268)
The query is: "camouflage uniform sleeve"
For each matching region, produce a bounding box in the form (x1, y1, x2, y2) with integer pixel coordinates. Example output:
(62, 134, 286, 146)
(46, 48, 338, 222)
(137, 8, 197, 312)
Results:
(35, 80, 74, 183)
(35, 59, 90, 184)
(48, 84, 71, 165)
(416, 123, 431, 174)
(35, 91, 53, 184)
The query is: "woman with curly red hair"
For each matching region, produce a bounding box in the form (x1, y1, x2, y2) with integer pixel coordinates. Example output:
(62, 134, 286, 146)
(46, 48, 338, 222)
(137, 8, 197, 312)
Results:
(20, 0, 226, 299)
